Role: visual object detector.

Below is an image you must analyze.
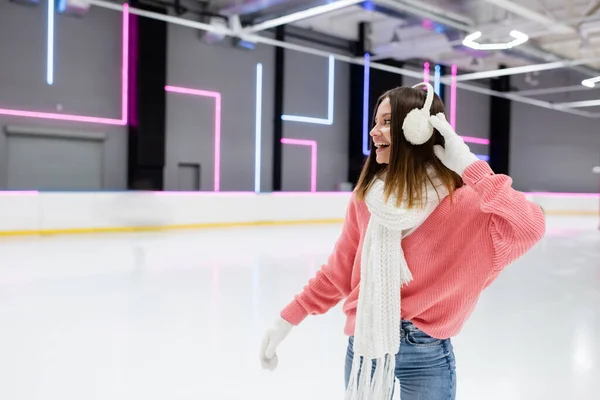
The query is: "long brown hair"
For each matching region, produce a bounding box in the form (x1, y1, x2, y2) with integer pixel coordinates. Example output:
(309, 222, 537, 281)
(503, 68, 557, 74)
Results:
(355, 86, 463, 208)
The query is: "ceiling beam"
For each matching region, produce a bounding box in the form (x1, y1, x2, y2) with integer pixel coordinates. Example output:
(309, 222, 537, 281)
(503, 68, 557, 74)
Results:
(511, 84, 600, 97)
(449, 81, 599, 118)
(554, 99, 600, 108)
(241, 0, 363, 33)
(446, 57, 600, 82)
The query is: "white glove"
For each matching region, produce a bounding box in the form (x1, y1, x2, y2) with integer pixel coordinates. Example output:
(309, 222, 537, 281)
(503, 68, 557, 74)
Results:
(260, 317, 293, 371)
(429, 113, 479, 176)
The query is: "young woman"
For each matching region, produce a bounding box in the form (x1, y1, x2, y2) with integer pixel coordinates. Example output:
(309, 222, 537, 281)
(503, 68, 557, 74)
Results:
(259, 83, 546, 400)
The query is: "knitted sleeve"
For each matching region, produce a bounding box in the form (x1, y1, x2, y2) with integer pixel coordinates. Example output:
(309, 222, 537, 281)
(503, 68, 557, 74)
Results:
(462, 161, 546, 271)
(280, 194, 360, 326)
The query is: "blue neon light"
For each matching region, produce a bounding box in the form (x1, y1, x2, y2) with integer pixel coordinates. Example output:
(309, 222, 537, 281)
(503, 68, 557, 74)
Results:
(47, 0, 55, 85)
(434, 64, 441, 96)
(255, 63, 263, 193)
(363, 53, 371, 156)
(282, 55, 335, 125)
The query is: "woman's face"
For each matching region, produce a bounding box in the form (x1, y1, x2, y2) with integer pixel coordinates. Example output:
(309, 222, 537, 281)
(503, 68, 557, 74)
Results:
(370, 97, 392, 164)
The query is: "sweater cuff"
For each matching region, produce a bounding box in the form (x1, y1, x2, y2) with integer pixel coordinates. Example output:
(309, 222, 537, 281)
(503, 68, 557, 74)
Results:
(462, 160, 494, 185)
(280, 299, 309, 326)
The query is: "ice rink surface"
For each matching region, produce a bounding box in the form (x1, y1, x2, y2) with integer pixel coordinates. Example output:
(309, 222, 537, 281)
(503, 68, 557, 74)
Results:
(0, 215, 598, 400)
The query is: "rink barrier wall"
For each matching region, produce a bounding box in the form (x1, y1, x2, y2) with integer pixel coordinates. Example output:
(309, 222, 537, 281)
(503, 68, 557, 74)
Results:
(0, 191, 597, 237)
(0, 192, 350, 236)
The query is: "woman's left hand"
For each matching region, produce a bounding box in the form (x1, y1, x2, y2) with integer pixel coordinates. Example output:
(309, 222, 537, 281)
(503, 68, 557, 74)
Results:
(429, 113, 480, 176)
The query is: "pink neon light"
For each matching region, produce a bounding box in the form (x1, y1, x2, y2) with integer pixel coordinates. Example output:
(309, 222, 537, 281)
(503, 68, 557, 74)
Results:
(423, 62, 430, 83)
(155, 191, 350, 196)
(121, 4, 129, 124)
(441, 65, 487, 145)
(0, 6, 129, 125)
(0, 108, 124, 125)
(165, 86, 221, 99)
(450, 64, 457, 130)
(154, 191, 256, 196)
(281, 138, 317, 192)
(421, 20, 434, 30)
(527, 192, 600, 199)
(272, 192, 349, 196)
(128, 12, 138, 127)
(462, 136, 490, 145)
(165, 85, 222, 192)
(0, 190, 595, 198)
(152, 191, 600, 199)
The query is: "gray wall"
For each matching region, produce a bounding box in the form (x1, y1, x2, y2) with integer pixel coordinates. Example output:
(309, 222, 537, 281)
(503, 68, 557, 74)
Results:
(165, 25, 276, 192)
(0, 1, 350, 193)
(0, 2, 127, 190)
(510, 70, 600, 192)
(510, 104, 600, 192)
(450, 87, 490, 158)
(282, 47, 349, 191)
(165, 27, 350, 192)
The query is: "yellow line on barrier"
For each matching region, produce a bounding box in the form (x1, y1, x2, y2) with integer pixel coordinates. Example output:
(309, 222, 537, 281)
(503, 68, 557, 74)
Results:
(543, 210, 599, 216)
(0, 210, 596, 238)
(0, 218, 346, 237)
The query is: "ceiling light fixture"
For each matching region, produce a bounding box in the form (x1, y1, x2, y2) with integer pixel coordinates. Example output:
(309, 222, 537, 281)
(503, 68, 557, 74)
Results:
(462, 30, 529, 51)
(581, 76, 600, 88)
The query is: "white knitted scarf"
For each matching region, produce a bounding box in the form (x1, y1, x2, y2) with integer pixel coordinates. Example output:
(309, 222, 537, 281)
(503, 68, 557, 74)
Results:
(345, 175, 448, 400)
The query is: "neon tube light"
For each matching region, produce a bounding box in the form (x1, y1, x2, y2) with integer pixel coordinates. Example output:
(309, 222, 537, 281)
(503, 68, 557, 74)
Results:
(476, 154, 489, 161)
(450, 64, 457, 130)
(448, 64, 488, 145)
(0, 108, 124, 124)
(255, 63, 263, 193)
(282, 55, 334, 125)
(434, 64, 441, 95)
(527, 192, 600, 199)
(363, 53, 370, 156)
(165, 85, 221, 192)
(0, 5, 129, 125)
(281, 138, 317, 192)
(121, 4, 129, 125)
(423, 62, 430, 83)
(47, 0, 55, 85)
(463, 136, 490, 145)
(243, 0, 362, 33)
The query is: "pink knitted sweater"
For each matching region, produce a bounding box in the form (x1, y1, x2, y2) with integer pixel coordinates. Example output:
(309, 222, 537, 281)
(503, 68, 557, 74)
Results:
(281, 161, 546, 339)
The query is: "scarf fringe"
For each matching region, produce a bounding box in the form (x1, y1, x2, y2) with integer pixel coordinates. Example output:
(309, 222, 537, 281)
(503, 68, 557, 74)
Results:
(344, 354, 396, 400)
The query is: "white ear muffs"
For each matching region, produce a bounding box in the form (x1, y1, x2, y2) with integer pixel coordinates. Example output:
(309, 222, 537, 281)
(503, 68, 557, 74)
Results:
(402, 82, 435, 145)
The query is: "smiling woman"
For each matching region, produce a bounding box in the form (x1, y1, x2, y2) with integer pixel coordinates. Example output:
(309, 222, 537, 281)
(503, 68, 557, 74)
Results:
(371, 99, 391, 163)
(260, 83, 546, 400)
(355, 85, 462, 209)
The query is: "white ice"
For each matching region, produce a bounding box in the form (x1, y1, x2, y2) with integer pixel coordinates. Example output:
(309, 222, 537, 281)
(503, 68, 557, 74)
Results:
(0, 215, 598, 400)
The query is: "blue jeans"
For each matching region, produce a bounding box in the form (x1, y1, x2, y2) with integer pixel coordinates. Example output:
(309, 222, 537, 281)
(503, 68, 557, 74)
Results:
(345, 321, 456, 400)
